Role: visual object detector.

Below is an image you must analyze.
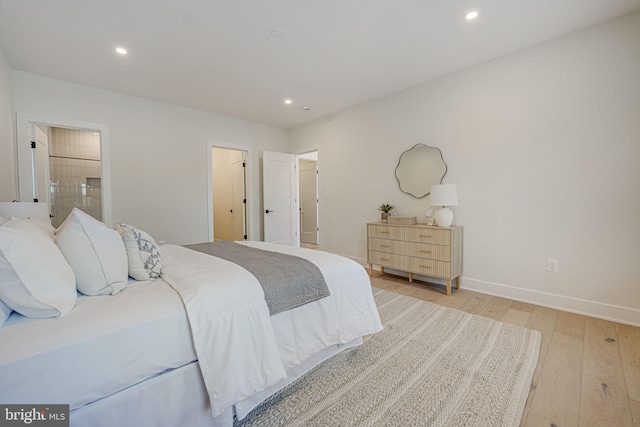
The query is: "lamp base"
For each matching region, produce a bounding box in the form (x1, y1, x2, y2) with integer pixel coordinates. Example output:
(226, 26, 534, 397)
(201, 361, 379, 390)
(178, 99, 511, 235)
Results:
(434, 207, 454, 227)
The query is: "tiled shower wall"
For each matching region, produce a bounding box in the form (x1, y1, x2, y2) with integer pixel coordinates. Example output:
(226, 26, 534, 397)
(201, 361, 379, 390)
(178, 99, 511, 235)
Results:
(49, 128, 102, 228)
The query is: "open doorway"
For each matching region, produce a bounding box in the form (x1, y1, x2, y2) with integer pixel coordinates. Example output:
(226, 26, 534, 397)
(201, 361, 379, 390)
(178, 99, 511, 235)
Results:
(298, 151, 319, 249)
(16, 113, 112, 226)
(210, 146, 247, 241)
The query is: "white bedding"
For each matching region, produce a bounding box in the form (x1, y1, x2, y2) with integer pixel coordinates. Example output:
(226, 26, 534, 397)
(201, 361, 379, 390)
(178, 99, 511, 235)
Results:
(240, 241, 382, 369)
(159, 241, 383, 418)
(0, 279, 196, 409)
(0, 241, 382, 424)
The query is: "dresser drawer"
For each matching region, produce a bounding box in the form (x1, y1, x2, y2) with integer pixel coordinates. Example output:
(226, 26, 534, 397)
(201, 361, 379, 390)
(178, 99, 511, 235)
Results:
(369, 238, 404, 254)
(368, 251, 404, 270)
(368, 224, 405, 240)
(406, 257, 451, 278)
(406, 227, 450, 245)
(405, 242, 450, 262)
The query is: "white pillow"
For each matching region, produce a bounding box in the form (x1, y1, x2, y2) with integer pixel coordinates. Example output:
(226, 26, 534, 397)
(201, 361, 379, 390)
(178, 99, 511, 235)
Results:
(55, 208, 128, 296)
(0, 299, 12, 327)
(0, 227, 77, 318)
(2, 217, 55, 240)
(118, 223, 163, 281)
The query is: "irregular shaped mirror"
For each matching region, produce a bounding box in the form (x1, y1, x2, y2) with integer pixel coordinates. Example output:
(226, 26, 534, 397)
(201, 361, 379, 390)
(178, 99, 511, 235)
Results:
(395, 144, 447, 198)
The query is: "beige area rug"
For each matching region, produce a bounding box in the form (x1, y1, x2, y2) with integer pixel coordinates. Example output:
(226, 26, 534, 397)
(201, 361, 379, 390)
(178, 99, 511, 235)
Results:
(236, 288, 541, 427)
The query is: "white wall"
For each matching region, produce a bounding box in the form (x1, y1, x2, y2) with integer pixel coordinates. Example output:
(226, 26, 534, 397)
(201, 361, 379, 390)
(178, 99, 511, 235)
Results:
(11, 71, 288, 244)
(289, 12, 640, 325)
(0, 47, 16, 201)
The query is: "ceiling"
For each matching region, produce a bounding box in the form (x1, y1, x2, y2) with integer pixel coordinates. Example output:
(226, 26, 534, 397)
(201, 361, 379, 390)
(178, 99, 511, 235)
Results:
(1, 1, 639, 129)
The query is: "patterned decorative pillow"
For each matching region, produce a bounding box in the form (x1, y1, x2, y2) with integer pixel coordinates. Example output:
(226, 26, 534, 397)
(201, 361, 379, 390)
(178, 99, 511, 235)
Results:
(118, 223, 163, 281)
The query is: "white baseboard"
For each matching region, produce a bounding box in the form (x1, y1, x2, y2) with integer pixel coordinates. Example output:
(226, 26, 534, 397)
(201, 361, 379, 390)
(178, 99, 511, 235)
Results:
(341, 255, 640, 327)
(462, 277, 640, 327)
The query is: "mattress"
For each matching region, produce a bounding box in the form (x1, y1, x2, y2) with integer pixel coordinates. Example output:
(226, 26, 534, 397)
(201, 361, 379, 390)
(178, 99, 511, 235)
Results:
(0, 279, 196, 410)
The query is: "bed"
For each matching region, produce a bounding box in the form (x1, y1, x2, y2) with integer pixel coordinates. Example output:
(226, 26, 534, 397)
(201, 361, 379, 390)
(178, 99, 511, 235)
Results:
(0, 203, 383, 426)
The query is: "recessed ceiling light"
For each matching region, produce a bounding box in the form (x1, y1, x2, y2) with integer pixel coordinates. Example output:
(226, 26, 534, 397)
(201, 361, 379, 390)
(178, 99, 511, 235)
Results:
(301, 106, 311, 111)
(284, 99, 292, 105)
(115, 47, 128, 55)
(465, 10, 479, 21)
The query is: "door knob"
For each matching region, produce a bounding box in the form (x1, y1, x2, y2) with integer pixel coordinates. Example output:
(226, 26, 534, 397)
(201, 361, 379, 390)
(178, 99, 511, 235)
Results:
(265, 209, 275, 214)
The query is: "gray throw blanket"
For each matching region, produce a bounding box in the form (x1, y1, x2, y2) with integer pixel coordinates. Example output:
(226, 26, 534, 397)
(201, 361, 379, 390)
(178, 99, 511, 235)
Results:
(184, 241, 330, 315)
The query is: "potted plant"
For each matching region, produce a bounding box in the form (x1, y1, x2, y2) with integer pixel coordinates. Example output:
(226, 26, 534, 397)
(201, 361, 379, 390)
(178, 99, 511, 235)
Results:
(378, 203, 394, 222)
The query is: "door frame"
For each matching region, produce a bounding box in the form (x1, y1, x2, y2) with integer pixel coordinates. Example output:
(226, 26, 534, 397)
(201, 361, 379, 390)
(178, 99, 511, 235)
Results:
(206, 140, 253, 242)
(15, 113, 113, 226)
(297, 150, 319, 246)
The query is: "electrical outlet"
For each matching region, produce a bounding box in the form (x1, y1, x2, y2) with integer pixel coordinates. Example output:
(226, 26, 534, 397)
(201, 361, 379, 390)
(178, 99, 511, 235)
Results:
(547, 259, 559, 273)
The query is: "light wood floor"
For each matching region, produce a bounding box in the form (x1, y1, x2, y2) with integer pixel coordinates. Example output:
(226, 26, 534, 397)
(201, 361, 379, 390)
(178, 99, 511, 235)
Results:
(371, 272, 640, 427)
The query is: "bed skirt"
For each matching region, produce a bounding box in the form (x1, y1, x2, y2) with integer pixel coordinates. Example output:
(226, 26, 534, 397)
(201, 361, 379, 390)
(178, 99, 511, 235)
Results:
(70, 338, 363, 427)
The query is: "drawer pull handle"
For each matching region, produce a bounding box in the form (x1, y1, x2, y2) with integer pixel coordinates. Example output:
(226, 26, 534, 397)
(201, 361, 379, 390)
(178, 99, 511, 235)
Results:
(381, 258, 390, 261)
(418, 265, 432, 269)
(380, 231, 390, 234)
(419, 235, 432, 238)
(380, 245, 390, 248)
(419, 250, 431, 254)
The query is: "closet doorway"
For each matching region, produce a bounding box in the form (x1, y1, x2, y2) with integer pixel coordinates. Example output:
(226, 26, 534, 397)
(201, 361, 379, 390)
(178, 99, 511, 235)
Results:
(298, 151, 319, 248)
(210, 145, 248, 242)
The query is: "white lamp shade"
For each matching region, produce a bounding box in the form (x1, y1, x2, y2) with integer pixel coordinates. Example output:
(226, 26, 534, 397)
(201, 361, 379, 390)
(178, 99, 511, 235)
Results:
(430, 184, 458, 207)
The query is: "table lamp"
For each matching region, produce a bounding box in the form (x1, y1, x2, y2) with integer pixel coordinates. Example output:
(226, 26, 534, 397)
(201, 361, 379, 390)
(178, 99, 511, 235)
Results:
(430, 184, 458, 227)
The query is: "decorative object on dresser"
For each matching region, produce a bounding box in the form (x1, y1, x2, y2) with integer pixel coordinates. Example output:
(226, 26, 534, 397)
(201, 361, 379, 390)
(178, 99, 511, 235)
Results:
(430, 184, 458, 227)
(425, 208, 436, 226)
(367, 222, 463, 295)
(377, 203, 394, 222)
(394, 144, 447, 198)
(387, 216, 417, 225)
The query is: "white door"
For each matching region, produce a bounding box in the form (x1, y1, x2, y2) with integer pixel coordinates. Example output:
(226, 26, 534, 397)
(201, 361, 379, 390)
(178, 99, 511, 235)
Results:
(263, 151, 298, 246)
(33, 126, 50, 206)
(231, 154, 246, 240)
(299, 159, 318, 245)
(18, 125, 51, 204)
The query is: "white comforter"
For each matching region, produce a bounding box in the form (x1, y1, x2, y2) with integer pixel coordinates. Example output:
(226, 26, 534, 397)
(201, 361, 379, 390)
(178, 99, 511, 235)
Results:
(160, 242, 382, 418)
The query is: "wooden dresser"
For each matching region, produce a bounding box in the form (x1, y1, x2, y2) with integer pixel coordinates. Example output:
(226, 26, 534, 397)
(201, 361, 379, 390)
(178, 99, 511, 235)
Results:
(367, 222, 463, 295)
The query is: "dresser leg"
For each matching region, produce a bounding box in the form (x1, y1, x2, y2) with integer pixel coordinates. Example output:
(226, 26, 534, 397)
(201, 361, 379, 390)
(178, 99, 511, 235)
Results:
(446, 279, 452, 296)
(381, 266, 385, 274)
(455, 276, 460, 289)
(368, 264, 373, 277)
(409, 272, 413, 283)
